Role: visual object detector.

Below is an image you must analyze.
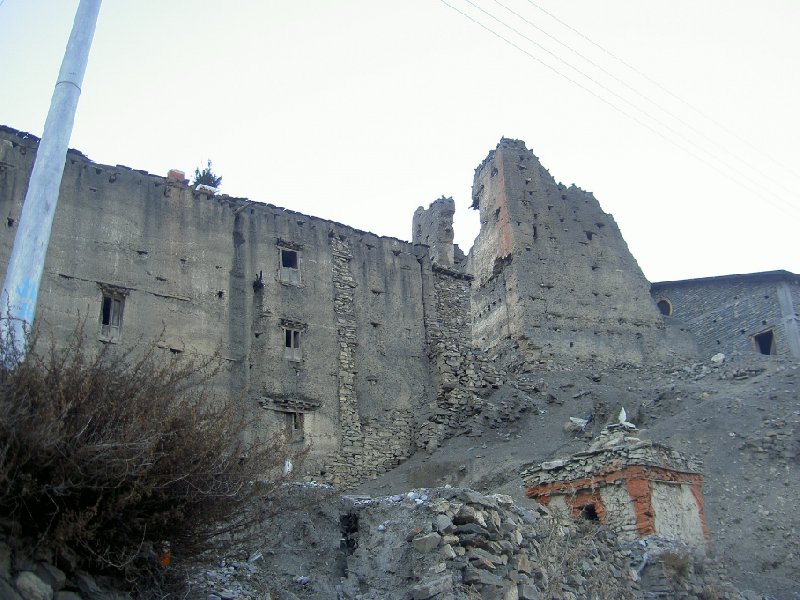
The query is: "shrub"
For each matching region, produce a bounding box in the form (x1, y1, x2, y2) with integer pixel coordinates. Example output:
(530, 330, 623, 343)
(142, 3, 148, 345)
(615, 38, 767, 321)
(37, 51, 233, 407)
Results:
(662, 550, 691, 580)
(192, 159, 222, 188)
(0, 325, 297, 589)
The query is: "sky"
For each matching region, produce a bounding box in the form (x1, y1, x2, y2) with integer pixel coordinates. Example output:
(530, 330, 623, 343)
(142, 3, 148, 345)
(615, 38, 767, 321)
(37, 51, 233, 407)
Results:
(1, 0, 798, 282)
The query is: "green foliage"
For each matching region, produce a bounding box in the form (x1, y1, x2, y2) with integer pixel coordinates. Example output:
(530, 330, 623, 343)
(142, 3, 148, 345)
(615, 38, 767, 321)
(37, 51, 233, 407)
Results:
(192, 159, 222, 188)
(0, 326, 297, 591)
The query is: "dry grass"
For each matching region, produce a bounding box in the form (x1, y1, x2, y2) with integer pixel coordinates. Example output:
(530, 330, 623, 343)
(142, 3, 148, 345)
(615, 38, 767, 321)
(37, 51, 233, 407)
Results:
(662, 549, 691, 580)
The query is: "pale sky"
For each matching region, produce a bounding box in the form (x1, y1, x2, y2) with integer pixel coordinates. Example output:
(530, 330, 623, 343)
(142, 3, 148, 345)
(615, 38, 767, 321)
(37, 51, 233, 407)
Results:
(1, 1, 798, 282)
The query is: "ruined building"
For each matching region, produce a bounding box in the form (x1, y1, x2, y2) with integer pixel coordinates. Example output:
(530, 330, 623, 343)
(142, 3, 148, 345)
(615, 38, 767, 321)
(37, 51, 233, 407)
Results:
(467, 139, 693, 367)
(523, 424, 708, 550)
(0, 126, 794, 488)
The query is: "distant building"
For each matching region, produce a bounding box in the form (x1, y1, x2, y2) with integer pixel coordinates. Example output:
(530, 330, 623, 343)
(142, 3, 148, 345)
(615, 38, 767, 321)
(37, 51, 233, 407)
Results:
(651, 271, 800, 359)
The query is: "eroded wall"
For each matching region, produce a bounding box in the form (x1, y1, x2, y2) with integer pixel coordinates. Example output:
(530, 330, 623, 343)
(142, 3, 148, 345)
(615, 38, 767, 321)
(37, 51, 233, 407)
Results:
(412, 196, 455, 268)
(467, 138, 687, 366)
(0, 127, 452, 485)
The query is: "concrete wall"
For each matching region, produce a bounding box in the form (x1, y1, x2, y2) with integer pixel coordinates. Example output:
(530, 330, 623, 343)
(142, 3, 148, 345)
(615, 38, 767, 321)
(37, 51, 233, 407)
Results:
(467, 138, 689, 366)
(651, 273, 800, 359)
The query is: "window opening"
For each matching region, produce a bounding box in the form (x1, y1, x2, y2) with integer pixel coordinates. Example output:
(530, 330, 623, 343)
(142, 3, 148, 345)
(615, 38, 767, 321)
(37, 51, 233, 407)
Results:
(657, 299, 672, 316)
(286, 411, 304, 442)
(752, 329, 776, 355)
(281, 249, 298, 269)
(100, 294, 124, 341)
(580, 504, 600, 522)
(284, 327, 302, 361)
(279, 248, 300, 284)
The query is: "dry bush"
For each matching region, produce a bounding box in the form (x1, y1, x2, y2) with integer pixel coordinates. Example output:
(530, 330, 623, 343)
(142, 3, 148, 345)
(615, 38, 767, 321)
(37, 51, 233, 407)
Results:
(537, 509, 638, 600)
(0, 324, 300, 590)
(662, 549, 691, 580)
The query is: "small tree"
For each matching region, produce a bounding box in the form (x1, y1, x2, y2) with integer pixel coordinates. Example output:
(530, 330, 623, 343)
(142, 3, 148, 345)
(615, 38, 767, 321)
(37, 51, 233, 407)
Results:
(192, 159, 222, 188)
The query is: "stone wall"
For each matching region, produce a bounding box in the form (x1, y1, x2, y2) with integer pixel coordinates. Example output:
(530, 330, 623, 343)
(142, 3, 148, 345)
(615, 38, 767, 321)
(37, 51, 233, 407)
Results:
(0, 126, 508, 489)
(651, 271, 800, 359)
(467, 138, 690, 367)
(0, 126, 436, 485)
(336, 488, 742, 600)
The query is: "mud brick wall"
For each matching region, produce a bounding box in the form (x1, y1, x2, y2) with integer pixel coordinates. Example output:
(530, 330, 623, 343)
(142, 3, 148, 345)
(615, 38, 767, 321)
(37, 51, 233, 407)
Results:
(467, 138, 690, 367)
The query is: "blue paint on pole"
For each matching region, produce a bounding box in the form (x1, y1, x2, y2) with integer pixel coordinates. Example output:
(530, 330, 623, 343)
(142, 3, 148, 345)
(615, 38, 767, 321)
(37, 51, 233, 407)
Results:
(15, 278, 37, 324)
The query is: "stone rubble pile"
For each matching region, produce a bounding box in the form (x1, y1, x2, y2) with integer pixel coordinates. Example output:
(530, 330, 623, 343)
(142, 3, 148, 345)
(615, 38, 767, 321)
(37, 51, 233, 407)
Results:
(334, 487, 749, 600)
(740, 416, 799, 461)
(0, 526, 130, 600)
(521, 427, 702, 488)
(419, 270, 506, 451)
(1, 487, 758, 600)
(626, 537, 745, 600)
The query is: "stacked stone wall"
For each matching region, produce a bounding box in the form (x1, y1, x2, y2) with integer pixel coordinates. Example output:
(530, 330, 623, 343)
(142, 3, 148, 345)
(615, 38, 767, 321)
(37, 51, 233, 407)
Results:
(418, 264, 505, 450)
(652, 275, 800, 358)
(338, 488, 743, 600)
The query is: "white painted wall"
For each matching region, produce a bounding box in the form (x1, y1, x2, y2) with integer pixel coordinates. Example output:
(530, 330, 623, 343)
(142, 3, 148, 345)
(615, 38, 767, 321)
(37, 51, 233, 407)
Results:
(651, 482, 706, 549)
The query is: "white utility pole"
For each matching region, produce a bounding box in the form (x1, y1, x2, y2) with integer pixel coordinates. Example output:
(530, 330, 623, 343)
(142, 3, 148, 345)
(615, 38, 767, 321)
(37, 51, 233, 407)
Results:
(1, 0, 102, 357)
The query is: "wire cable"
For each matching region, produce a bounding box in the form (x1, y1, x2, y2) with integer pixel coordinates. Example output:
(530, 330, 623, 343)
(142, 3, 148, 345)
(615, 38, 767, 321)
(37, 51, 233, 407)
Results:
(438, 0, 800, 218)
(523, 0, 800, 183)
(489, 0, 800, 200)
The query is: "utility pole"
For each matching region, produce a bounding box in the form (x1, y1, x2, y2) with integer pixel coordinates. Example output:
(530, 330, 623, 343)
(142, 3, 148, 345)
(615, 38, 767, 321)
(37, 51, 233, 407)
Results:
(1, 0, 102, 358)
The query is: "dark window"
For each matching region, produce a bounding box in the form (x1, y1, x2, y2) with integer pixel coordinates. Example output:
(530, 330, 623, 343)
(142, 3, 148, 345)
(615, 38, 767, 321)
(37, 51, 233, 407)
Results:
(752, 329, 776, 355)
(100, 294, 124, 341)
(580, 504, 600, 522)
(657, 299, 672, 316)
(283, 327, 302, 361)
(281, 249, 298, 269)
(279, 248, 300, 284)
(286, 411, 304, 441)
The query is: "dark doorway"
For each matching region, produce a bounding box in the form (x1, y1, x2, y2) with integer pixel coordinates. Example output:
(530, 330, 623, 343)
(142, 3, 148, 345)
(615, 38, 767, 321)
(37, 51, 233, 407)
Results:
(753, 329, 777, 355)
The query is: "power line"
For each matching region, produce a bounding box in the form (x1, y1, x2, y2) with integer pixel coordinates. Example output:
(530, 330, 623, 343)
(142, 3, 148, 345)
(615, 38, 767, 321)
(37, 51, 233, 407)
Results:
(438, 0, 799, 218)
(523, 0, 800, 184)
(489, 0, 800, 201)
(461, 0, 798, 215)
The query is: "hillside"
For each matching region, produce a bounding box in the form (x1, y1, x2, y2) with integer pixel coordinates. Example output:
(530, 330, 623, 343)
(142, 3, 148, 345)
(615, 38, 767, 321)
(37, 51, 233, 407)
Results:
(171, 351, 798, 600)
(352, 351, 799, 599)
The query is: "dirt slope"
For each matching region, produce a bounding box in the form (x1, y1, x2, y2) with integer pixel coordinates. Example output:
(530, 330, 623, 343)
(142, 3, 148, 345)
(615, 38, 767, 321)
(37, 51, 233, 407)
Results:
(354, 352, 799, 599)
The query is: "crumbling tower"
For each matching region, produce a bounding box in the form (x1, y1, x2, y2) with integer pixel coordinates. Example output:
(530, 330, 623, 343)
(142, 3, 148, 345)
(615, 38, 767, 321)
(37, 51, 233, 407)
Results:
(468, 138, 673, 366)
(413, 196, 456, 269)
